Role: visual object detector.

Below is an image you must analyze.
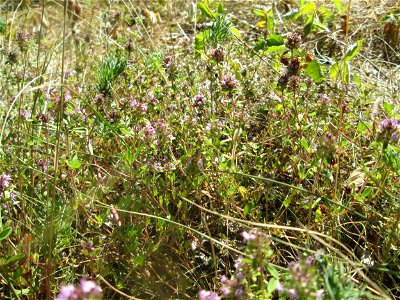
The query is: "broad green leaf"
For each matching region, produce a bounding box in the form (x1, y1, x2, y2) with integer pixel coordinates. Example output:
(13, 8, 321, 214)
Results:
(230, 27, 241, 37)
(266, 45, 287, 54)
(125, 149, 134, 164)
(120, 127, 132, 136)
(303, 14, 314, 35)
(0, 227, 12, 241)
(300, 138, 311, 153)
(194, 30, 209, 52)
(357, 122, 367, 134)
(267, 33, 284, 46)
(333, 0, 342, 12)
(384, 102, 392, 115)
(268, 278, 279, 294)
(346, 40, 363, 61)
(253, 38, 267, 52)
(300, 1, 316, 15)
(198, 2, 215, 19)
(66, 160, 81, 169)
(361, 186, 372, 198)
(306, 61, 324, 83)
(267, 264, 279, 278)
(329, 62, 340, 80)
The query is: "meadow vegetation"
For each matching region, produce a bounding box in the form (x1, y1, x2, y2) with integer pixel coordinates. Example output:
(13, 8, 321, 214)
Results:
(0, 0, 399, 299)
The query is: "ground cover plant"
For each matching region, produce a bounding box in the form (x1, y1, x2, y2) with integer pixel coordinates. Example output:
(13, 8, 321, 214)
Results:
(0, 0, 399, 299)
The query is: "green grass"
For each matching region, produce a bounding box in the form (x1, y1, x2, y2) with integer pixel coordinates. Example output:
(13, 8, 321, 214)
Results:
(0, 0, 399, 299)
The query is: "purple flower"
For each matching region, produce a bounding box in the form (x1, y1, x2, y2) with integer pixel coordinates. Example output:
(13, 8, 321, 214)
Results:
(198, 289, 220, 300)
(130, 97, 147, 114)
(241, 231, 257, 242)
(276, 283, 285, 293)
(220, 75, 237, 91)
(19, 109, 31, 119)
(79, 278, 102, 295)
(236, 272, 244, 282)
(37, 158, 49, 171)
(193, 94, 206, 107)
(305, 255, 315, 266)
(0, 172, 12, 190)
(241, 229, 269, 243)
(377, 118, 399, 146)
(214, 121, 223, 130)
(234, 257, 244, 270)
(319, 93, 331, 106)
(316, 289, 325, 300)
(56, 284, 76, 300)
(287, 288, 299, 300)
(56, 278, 102, 300)
(144, 124, 157, 139)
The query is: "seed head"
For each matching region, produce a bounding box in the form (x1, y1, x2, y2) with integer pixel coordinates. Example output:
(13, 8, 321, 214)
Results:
(210, 48, 225, 64)
(285, 32, 302, 50)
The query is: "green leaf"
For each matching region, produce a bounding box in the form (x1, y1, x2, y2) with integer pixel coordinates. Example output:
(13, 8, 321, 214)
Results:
(383, 102, 392, 115)
(303, 14, 314, 35)
(217, 3, 224, 14)
(244, 201, 254, 217)
(230, 27, 241, 37)
(333, 0, 342, 12)
(267, 33, 284, 46)
(120, 127, 132, 136)
(268, 278, 279, 294)
(283, 196, 292, 208)
(125, 149, 134, 164)
(194, 30, 208, 52)
(66, 160, 81, 169)
(346, 40, 363, 61)
(329, 62, 340, 80)
(266, 45, 287, 54)
(5, 253, 25, 265)
(267, 264, 279, 278)
(306, 61, 324, 83)
(301, 1, 316, 15)
(0, 227, 12, 241)
(361, 186, 372, 198)
(357, 122, 367, 134)
(253, 38, 267, 52)
(267, 9, 275, 32)
(300, 137, 310, 152)
(198, 2, 215, 19)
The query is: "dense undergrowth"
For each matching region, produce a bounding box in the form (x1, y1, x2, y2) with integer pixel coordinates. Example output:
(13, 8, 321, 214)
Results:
(0, 0, 399, 299)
